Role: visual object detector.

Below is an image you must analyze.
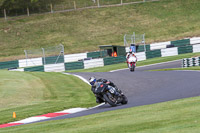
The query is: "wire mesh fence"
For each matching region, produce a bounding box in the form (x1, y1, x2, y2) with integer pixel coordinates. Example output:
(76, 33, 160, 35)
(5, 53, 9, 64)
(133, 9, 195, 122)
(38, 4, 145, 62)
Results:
(0, 0, 160, 19)
(24, 44, 64, 65)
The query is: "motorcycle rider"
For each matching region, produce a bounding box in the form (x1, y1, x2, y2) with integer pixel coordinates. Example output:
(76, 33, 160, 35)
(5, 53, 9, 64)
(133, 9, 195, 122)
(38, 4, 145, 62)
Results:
(126, 44, 137, 60)
(89, 77, 123, 103)
(126, 50, 137, 63)
(126, 49, 137, 59)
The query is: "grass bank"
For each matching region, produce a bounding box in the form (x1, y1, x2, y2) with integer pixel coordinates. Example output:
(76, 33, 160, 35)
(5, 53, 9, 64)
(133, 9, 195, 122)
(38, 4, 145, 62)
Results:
(1, 95, 200, 133)
(1, 0, 200, 61)
(0, 70, 96, 124)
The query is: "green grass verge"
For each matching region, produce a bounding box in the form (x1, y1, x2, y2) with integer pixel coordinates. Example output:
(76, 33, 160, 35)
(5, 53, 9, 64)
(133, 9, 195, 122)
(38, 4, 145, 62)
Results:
(1, 0, 200, 61)
(0, 70, 96, 124)
(66, 52, 200, 72)
(149, 66, 200, 71)
(1, 95, 200, 133)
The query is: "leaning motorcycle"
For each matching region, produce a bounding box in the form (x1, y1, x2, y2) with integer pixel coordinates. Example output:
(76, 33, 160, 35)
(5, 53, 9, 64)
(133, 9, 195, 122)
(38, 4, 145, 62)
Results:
(127, 55, 137, 72)
(94, 82, 128, 107)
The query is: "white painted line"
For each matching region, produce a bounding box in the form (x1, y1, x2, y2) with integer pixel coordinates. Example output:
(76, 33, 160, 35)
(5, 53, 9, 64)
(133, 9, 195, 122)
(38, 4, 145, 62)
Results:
(10, 116, 49, 124)
(110, 68, 128, 72)
(56, 108, 88, 113)
(110, 59, 182, 72)
(175, 70, 200, 72)
(64, 73, 90, 85)
(88, 103, 105, 110)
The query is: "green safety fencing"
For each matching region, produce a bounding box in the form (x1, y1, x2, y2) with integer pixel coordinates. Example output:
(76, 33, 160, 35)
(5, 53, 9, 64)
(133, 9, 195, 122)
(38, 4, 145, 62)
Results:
(42, 56, 64, 65)
(103, 56, 126, 66)
(117, 46, 126, 56)
(65, 61, 84, 70)
(171, 39, 190, 47)
(24, 66, 44, 72)
(145, 49, 161, 59)
(87, 51, 101, 58)
(0, 60, 19, 69)
(178, 45, 193, 54)
(136, 45, 150, 52)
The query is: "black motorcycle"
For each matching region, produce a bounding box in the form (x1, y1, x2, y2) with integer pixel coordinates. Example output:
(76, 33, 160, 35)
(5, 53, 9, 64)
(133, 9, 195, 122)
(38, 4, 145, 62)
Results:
(94, 82, 128, 107)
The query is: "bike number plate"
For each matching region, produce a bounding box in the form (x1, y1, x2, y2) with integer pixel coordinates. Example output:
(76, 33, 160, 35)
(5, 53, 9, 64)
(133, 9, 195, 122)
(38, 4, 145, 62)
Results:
(109, 88, 115, 94)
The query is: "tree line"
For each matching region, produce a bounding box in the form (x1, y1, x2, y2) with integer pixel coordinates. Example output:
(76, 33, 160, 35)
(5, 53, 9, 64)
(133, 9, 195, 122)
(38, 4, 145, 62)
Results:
(0, 0, 65, 17)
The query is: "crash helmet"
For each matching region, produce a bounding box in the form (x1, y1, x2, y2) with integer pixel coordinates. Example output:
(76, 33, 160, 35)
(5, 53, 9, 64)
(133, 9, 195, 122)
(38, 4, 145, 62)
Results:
(89, 77, 96, 86)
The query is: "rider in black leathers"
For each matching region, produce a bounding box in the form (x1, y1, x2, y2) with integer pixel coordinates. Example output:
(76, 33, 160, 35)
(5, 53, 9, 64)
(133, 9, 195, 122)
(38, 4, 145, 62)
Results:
(89, 77, 123, 103)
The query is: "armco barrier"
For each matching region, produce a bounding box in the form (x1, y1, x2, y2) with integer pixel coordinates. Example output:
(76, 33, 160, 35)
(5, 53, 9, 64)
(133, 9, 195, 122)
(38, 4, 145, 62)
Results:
(150, 41, 170, 50)
(65, 61, 84, 71)
(43, 56, 64, 65)
(161, 47, 178, 57)
(104, 56, 126, 65)
(64, 53, 87, 63)
(136, 45, 150, 52)
(135, 52, 146, 61)
(24, 66, 44, 72)
(44, 63, 65, 72)
(190, 37, 200, 45)
(0, 60, 19, 69)
(19, 58, 43, 68)
(178, 45, 193, 54)
(87, 51, 101, 59)
(84, 59, 104, 69)
(171, 39, 190, 47)
(193, 44, 200, 53)
(146, 49, 161, 59)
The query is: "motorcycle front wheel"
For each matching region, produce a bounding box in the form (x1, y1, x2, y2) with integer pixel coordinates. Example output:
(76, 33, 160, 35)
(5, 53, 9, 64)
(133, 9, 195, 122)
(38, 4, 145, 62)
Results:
(103, 92, 117, 107)
(121, 95, 128, 105)
(130, 64, 135, 72)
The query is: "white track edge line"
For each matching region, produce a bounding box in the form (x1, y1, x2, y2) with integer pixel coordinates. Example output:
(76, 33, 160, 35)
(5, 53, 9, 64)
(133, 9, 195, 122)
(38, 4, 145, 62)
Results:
(110, 59, 182, 72)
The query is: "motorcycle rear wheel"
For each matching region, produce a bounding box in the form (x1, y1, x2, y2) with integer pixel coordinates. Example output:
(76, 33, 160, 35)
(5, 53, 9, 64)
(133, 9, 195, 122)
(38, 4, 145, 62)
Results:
(103, 92, 117, 107)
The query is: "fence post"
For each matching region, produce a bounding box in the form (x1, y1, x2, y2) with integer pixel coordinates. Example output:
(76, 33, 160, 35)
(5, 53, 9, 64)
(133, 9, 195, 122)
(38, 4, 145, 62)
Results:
(27, 7, 30, 16)
(121, 0, 123, 5)
(4, 9, 7, 20)
(50, 4, 53, 13)
(42, 48, 46, 65)
(74, 1, 76, 10)
(97, 0, 100, 7)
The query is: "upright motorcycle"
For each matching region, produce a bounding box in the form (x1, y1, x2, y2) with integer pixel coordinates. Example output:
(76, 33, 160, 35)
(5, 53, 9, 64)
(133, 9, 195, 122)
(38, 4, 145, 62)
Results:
(94, 82, 128, 107)
(127, 54, 137, 72)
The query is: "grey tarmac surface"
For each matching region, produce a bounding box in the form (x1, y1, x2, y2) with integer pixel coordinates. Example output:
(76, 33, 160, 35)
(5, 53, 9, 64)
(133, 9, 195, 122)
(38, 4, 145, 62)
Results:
(38, 60, 200, 122)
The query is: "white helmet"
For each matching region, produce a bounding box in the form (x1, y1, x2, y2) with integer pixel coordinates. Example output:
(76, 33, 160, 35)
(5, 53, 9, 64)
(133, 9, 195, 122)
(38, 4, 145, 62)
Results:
(89, 77, 96, 86)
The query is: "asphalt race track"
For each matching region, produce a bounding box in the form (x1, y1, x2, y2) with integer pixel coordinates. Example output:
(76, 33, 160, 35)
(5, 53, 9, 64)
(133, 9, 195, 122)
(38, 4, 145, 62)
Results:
(39, 60, 200, 122)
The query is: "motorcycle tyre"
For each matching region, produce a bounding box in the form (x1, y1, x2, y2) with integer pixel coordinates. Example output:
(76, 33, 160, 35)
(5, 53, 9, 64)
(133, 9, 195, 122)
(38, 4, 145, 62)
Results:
(121, 95, 128, 105)
(130, 65, 135, 72)
(103, 93, 117, 107)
